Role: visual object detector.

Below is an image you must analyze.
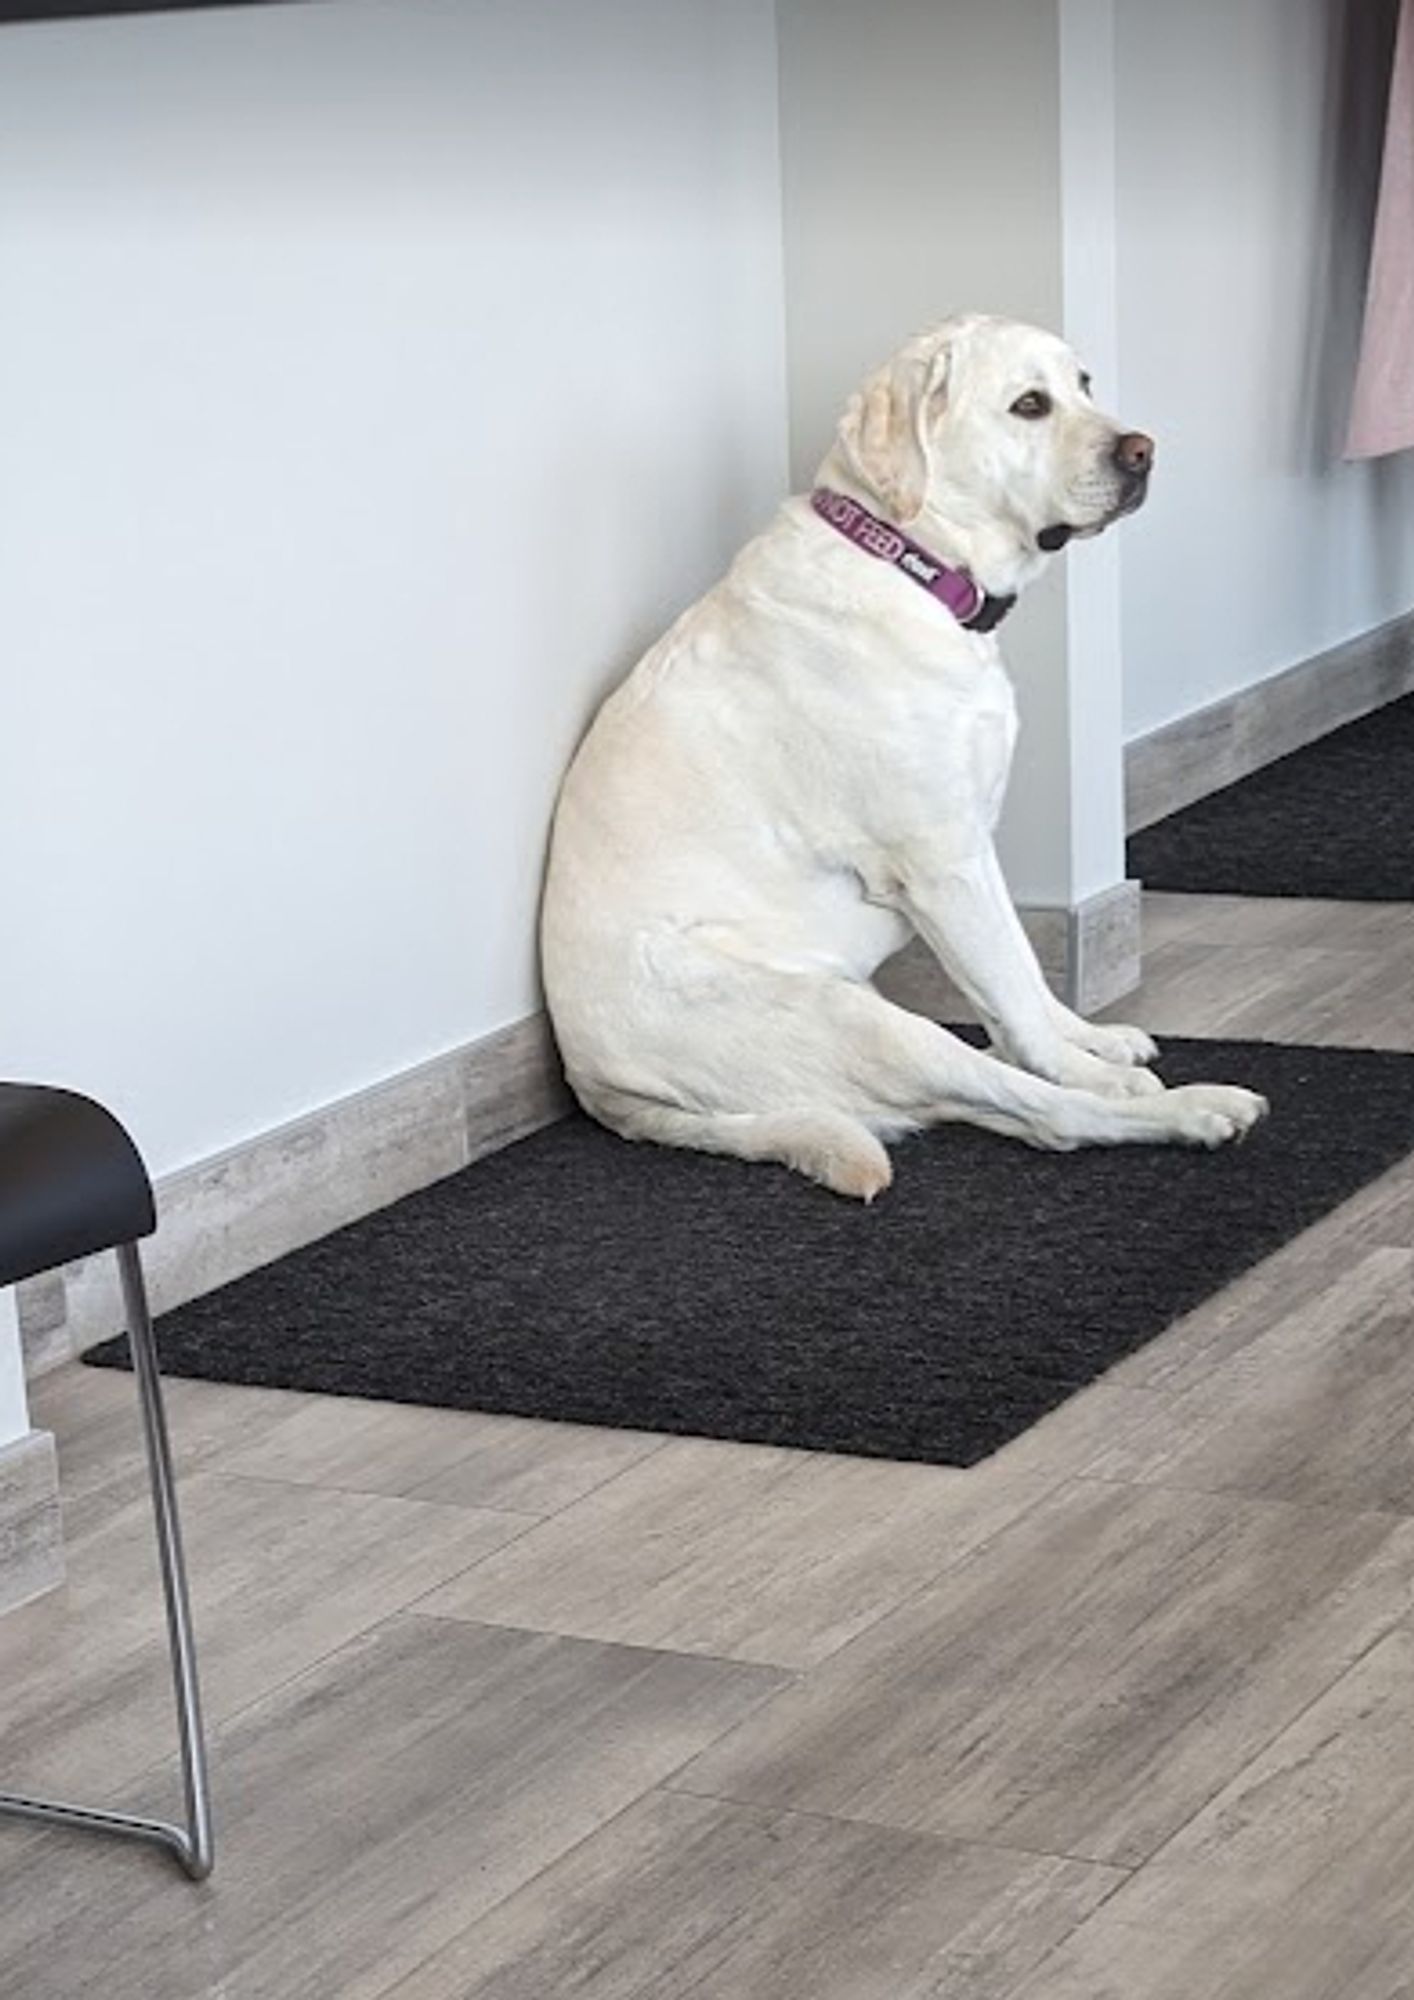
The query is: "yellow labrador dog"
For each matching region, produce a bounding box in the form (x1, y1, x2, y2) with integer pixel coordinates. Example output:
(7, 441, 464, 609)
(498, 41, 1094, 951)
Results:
(542, 314, 1266, 1199)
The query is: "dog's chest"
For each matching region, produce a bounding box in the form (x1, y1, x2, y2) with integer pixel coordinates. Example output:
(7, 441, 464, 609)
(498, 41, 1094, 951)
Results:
(899, 663, 1018, 830)
(965, 688, 1019, 827)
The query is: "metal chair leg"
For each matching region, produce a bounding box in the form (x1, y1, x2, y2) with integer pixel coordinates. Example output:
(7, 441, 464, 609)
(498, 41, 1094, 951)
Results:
(0, 1242, 214, 1879)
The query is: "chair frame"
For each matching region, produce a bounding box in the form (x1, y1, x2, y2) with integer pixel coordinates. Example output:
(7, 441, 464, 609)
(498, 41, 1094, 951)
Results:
(0, 1242, 214, 1879)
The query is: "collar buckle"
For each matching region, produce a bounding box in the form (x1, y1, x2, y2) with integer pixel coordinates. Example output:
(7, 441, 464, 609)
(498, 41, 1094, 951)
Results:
(962, 590, 1016, 634)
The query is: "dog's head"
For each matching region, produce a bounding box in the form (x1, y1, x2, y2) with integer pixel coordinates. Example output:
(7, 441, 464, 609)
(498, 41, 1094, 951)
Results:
(831, 314, 1152, 584)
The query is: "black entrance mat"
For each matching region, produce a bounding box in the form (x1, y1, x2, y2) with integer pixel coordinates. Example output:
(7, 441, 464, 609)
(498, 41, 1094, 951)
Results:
(87, 1038, 1414, 1467)
(1127, 693, 1414, 900)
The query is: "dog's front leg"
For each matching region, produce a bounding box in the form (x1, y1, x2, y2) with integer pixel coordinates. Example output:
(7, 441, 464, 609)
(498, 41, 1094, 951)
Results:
(893, 841, 1161, 1098)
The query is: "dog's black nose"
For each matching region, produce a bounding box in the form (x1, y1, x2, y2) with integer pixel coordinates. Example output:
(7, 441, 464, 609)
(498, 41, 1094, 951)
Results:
(1113, 431, 1155, 476)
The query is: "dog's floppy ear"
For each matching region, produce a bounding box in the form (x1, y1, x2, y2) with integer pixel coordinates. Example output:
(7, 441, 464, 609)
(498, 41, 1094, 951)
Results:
(836, 334, 950, 524)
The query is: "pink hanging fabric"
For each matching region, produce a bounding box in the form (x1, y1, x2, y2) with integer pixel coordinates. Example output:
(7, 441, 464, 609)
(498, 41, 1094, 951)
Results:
(1348, 0, 1414, 457)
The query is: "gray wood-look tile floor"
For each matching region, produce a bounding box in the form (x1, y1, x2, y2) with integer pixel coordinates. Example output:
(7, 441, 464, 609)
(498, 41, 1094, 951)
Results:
(4, 890, 1412, 1999)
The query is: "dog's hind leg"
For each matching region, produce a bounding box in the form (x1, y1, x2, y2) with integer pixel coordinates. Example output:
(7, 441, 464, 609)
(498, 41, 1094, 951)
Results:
(590, 1097, 894, 1202)
(815, 980, 1266, 1154)
(569, 959, 1262, 1204)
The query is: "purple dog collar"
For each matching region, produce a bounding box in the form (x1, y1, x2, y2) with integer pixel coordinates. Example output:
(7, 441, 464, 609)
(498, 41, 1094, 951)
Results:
(810, 488, 1015, 633)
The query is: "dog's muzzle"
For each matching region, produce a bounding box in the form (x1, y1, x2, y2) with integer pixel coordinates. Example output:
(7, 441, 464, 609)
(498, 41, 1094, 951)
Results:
(1040, 429, 1155, 550)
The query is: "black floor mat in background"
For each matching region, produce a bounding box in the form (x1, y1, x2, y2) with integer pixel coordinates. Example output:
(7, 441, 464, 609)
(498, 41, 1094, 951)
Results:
(88, 1038, 1414, 1467)
(1127, 693, 1414, 900)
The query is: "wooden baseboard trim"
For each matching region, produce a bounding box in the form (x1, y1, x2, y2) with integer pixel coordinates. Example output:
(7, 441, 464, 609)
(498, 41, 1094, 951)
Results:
(1126, 610, 1414, 833)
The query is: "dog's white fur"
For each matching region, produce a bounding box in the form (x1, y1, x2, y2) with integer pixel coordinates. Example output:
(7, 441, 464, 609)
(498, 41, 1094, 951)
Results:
(541, 314, 1265, 1200)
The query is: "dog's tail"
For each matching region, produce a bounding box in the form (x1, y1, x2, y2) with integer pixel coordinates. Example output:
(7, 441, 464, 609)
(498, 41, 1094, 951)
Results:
(594, 1100, 893, 1203)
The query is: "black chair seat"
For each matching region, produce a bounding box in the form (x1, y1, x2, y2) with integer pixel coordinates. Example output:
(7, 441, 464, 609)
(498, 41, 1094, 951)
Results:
(0, 1084, 155, 1290)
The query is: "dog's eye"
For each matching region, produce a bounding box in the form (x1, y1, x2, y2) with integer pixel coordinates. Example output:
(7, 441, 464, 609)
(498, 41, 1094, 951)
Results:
(1010, 390, 1052, 419)
(1079, 371, 1093, 397)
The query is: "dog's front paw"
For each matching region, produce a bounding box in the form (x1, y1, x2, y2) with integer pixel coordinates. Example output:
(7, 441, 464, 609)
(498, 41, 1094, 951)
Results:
(1081, 1020, 1159, 1068)
(1054, 1048, 1165, 1098)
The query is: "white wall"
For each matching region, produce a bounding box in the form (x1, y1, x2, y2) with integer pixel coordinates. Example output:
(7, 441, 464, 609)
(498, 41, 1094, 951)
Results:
(1116, 0, 1414, 741)
(775, 0, 1063, 494)
(775, 0, 1129, 909)
(11, 0, 1406, 1206)
(0, 0, 786, 1179)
